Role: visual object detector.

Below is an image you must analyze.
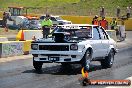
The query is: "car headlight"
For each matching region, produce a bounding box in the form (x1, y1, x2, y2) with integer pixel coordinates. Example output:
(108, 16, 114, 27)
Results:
(31, 44, 38, 50)
(70, 44, 78, 50)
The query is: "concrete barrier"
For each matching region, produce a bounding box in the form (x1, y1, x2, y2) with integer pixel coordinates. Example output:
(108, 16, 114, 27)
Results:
(0, 40, 33, 58)
(0, 37, 8, 42)
(124, 19, 132, 31)
(16, 30, 54, 41)
(0, 41, 23, 58)
(16, 30, 43, 41)
(106, 30, 117, 41)
(22, 40, 33, 55)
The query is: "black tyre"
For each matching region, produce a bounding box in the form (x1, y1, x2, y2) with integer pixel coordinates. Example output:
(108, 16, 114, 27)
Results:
(81, 50, 92, 71)
(101, 49, 114, 68)
(33, 61, 43, 71)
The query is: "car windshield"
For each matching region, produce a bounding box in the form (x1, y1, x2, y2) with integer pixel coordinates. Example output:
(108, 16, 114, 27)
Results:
(54, 26, 92, 40)
(55, 17, 63, 20)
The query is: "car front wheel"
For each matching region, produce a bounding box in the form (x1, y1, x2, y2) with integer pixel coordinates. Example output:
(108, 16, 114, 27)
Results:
(81, 50, 92, 71)
(33, 60, 43, 71)
(101, 49, 114, 68)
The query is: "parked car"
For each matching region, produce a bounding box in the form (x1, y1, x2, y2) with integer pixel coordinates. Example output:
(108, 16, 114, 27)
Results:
(40, 15, 72, 27)
(7, 16, 29, 29)
(30, 24, 117, 71)
(29, 20, 41, 30)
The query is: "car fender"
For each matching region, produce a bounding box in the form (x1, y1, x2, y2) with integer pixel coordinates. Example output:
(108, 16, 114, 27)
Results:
(79, 44, 93, 61)
(83, 44, 93, 56)
(108, 45, 117, 54)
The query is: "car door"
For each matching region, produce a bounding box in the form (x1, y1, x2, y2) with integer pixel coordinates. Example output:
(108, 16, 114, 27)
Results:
(91, 26, 104, 58)
(98, 26, 109, 56)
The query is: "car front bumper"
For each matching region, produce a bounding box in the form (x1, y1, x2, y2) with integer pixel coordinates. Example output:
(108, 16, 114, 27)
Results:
(31, 50, 84, 63)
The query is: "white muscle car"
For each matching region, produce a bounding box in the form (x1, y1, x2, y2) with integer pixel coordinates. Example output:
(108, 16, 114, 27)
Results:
(30, 24, 117, 71)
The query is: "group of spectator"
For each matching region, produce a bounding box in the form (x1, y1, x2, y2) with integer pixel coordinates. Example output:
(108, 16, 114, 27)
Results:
(92, 15, 109, 30)
(99, 6, 131, 19)
(92, 15, 119, 35)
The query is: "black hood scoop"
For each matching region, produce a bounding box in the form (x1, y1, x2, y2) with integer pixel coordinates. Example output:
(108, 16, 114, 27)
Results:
(52, 32, 69, 43)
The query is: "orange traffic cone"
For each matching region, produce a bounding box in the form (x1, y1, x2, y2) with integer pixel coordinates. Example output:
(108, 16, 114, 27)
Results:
(4, 27, 8, 32)
(32, 35, 36, 40)
(20, 30, 24, 41)
(81, 67, 89, 78)
(78, 67, 91, 86)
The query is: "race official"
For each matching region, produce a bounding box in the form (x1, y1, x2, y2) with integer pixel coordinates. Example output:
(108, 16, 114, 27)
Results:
(41, 14, 52, 38)
(110, 18, 119, 35)
(99, 17, 108, 30)
(92, 15, 99, 25)
(110, 18, 117, 30)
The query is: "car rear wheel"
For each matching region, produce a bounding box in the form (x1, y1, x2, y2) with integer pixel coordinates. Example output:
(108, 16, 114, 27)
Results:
(101, 49, 114, 68)
(81, 50, 92, 71)
(33, 60, 43, 71)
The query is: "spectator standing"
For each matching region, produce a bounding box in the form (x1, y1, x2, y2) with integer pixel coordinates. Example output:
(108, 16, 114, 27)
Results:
(99, 17, 108, 30)
(2, 12, 7, 27)
(100, 6, 105, 17)
(92, 15, 99, 25)
(110, 18, 117, 30)
(116, 6, 120, 18)
(2, 12, 9, 32)
(41, 14, 52, 38)
(126, 6, 131, 18)
(110, 18, 119, 35)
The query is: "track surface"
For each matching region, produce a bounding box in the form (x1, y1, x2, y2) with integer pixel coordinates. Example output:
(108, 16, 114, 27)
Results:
(0, 31, 132, 88)
(0, 47, 132, 88)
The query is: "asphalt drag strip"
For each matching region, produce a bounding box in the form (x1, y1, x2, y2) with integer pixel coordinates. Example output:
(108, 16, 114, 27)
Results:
(0, 47, 132, 88)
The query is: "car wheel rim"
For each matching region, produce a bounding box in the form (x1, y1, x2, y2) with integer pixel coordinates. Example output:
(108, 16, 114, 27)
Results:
(86, 51, 91, 69)
(110, 52, 114, 65)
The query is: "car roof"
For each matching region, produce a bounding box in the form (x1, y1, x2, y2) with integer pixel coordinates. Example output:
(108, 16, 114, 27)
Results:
(17, 16, 27, 19)
(40, 15, 59, 17)
(57, 24, 98, 29)
(58, 24, 97, 26)
(51, 16, 60, 17)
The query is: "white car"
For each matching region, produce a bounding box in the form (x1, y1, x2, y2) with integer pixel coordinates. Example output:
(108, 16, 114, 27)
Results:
(29, 20, 41, 30)
(30, 24, 117, 71)
(7, 16, 29, 29)
(40, 15, 72, 26)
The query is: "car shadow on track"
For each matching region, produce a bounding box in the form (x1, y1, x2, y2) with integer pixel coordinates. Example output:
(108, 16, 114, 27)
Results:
(22, 64, 102, 75)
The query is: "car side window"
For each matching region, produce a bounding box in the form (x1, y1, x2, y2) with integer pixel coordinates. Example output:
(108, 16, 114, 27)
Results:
(93, 27, 100, 40)
(101, 27, 109, 39)
(50, 17, 56, 21)
(98, 27, 108, 40)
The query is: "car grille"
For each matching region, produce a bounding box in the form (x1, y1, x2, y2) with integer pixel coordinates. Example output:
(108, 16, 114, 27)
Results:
(39, 45, 69, 51)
